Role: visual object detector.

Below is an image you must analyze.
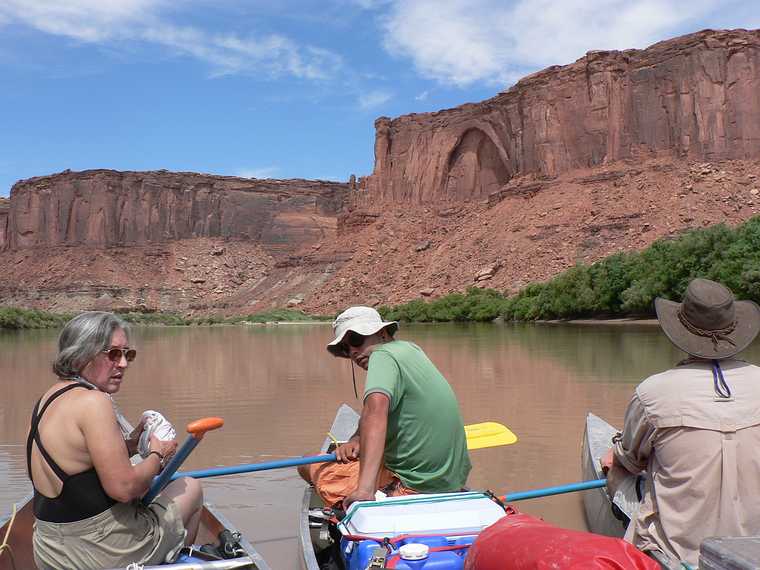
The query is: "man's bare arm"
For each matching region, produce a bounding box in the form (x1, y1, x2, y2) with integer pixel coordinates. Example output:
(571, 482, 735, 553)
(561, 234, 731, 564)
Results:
(343, 393, 389, 507)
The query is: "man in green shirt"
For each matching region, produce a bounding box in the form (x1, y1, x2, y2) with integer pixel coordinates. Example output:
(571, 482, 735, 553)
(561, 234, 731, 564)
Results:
(300, 306, 471, 508)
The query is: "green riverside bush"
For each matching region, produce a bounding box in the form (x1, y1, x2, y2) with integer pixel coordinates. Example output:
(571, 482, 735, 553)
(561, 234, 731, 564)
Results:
(0, 306, 329, 330)
(379, 287, 510, 323)
(238, 308, 330, 323)
(501, 217, 760, 321)
(381, 216, 760, 323)
(0, 307, 72, 330)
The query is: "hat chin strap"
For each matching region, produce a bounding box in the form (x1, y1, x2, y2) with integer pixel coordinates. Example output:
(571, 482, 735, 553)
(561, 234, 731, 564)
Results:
(677, 309, 737, 349)
(351, 361, 358, 400)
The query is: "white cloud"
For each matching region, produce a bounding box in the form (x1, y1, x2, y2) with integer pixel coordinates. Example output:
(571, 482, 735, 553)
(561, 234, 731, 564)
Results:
(381, 0, 750, 86)
(0, 0, 159, 42)
(358, 89, 392, 109)
(382, 0, 511, 86)
(415, 90, 429, 101)
(0, 0, 343, 80)
(507, 0, 716, 66)
(235, 166, 279, 179)
(139, 25, 342, 79)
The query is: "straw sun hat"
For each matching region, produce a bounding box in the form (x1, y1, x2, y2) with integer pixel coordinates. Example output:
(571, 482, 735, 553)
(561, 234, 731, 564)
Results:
(326, 306, 398, 358)
(655, 278, 760, 359)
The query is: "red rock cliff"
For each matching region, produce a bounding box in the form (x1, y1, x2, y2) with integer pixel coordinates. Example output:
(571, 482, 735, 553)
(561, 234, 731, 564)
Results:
(4, 29, 760, 315)
(365, 29, 760, 202)
(5, 169, 349, 253)
(0, 197, 8, 251)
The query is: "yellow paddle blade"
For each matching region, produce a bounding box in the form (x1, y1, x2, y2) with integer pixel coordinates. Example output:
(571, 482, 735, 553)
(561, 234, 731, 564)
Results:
(464, 422, 518, 450)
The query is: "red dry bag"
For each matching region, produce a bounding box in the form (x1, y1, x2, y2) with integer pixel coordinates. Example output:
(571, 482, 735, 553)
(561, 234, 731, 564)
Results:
(465, 507, 659, 570)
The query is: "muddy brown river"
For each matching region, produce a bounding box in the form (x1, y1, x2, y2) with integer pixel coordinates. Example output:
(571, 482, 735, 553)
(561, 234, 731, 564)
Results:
(3, 322, 758, 567)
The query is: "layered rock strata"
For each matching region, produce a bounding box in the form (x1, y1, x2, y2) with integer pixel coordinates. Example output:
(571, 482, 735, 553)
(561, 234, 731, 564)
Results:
(4, 170, 348, 253)
(365, 29, 760, 203)
(0, 197, 8, 251)
(0, 171, 350, 312)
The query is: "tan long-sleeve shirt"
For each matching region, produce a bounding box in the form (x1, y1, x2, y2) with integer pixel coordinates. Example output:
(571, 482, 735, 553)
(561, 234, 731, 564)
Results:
(613, 359, 760, 566)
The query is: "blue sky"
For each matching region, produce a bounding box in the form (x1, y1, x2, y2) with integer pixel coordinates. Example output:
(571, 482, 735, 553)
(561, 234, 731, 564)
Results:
(1, 1, 759, 197)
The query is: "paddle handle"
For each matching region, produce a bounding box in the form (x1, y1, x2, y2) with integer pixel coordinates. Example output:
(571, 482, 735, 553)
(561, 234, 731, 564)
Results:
(143, 417, 224, 505)
(171, 452, 338, 481)
(502, 478, 607, 502)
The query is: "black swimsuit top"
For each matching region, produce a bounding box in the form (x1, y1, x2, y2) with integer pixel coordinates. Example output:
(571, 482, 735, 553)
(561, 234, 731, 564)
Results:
(26, 383, 117, 523)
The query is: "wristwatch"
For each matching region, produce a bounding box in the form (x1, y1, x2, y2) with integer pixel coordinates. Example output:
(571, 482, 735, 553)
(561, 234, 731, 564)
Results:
(148, 450, 166, 469)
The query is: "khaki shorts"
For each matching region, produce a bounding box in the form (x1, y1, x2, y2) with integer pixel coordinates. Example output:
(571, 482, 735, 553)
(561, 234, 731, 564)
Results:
(33, 494, 186, 570)
(306, 459, 418, 507)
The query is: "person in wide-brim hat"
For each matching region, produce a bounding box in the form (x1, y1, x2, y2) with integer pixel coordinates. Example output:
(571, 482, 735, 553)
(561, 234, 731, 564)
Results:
(655, 277, 760, 359)
(602, 277, 760, 566)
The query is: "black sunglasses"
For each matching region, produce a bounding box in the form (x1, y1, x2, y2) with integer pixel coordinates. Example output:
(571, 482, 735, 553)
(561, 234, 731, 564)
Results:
(339, 331, 366, 354)
(102, 347, 137, 362)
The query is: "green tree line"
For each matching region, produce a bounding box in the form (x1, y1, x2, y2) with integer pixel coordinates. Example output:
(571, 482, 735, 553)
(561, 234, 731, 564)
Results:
(379, 216, 760, 322)
(0, 307, 326, 330)
(0, 307, 73, 330)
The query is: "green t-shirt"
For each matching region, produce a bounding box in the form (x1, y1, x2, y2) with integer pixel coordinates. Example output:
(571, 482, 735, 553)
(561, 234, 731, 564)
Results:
(364, 340, 472, 492)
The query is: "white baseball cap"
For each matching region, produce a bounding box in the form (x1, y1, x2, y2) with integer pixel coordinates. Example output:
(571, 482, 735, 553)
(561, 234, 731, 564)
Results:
(326, 306, 398, 357)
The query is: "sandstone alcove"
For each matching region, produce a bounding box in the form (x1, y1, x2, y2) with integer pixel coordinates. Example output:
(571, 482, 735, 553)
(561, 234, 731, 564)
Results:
(443, 128, 510, 200)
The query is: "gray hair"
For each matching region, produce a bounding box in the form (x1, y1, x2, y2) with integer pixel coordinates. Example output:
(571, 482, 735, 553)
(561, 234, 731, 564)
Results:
(53, 312, 131, 379)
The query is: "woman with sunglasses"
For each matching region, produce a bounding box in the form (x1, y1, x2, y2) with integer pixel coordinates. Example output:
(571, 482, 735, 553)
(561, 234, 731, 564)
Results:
(26, 311, 203, 570)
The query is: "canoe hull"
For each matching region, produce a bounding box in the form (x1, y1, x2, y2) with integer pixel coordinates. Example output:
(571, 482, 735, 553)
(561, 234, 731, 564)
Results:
(583, 412, 643, 537)
(581, 412, 632, 537)
(0, 494, 35, 570)
(0, 498, 269, 570)
(300, 404, 360, 570)
(583, 413, 689, 570)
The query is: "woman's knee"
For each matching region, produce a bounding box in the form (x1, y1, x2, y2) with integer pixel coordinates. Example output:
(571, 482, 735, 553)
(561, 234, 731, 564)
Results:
(164, 476, 203, 508)
(180, 476, 203, 507)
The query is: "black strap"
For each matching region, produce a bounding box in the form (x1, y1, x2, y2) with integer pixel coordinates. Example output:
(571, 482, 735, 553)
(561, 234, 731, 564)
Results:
(27, 383, 92, 483)
(26, 399, 42, 482)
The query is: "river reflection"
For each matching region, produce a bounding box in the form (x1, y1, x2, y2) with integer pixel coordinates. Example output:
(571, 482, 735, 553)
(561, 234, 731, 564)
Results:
(2, 322, 759, 568)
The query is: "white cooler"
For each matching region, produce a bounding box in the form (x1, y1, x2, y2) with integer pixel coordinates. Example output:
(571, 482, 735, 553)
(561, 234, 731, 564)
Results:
(337, 491, 506, 539)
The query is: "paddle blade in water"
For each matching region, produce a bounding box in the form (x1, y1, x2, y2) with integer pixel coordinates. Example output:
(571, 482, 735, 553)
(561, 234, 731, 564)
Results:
(465, 422, 518, 450)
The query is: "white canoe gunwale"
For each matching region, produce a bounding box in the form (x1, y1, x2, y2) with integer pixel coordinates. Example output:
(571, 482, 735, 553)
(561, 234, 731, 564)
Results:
(581, 412, 638, 538)
(299, 404, 360, 570)
(583, 412, 684, 570)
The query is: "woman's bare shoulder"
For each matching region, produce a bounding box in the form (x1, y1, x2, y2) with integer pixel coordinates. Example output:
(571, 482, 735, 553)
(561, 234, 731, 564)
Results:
(42, 383, 113, 416)
(39, 381, 97, 403)
(73, 391, 120, 434)
(73, 388, 113, 410)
